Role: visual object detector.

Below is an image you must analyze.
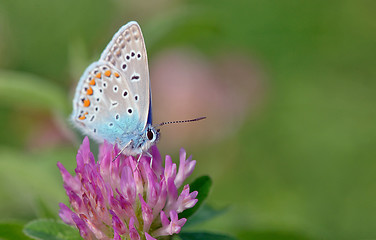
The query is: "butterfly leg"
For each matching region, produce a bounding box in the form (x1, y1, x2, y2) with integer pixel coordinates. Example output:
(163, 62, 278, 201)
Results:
(112, 140, 132, 162)
(134, 153, 143, 172)
(134, 151, 153, 172)
(145, 151, 153, 169)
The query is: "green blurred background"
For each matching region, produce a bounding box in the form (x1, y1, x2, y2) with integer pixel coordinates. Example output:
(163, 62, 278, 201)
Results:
(0, 0, 375, 239)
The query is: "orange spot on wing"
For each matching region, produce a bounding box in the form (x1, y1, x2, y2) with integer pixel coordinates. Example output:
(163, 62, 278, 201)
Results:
(104, 70, 111, 77)
(89, 79, 96, 85)
(96, 72, 101, 79)
(114, 72, 120, 78)
(78, 112, 88, 120)
(86, 87, 93, 95)
(83, 99, 90, 107)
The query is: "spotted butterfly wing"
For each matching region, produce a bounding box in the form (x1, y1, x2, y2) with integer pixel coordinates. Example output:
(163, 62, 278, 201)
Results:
(71, 21, 152, 150)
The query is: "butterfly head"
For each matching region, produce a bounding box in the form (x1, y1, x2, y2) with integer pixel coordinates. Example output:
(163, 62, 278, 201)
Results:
(140, 125, 160, 152)
(146, 125, 160, 142)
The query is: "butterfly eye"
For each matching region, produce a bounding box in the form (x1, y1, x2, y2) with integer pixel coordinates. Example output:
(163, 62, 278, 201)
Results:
(147, 130, 154, 141)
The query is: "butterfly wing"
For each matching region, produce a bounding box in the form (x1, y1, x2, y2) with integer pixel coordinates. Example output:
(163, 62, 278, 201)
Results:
(101, 21, 152, 125)
(71, 22, 151, 147)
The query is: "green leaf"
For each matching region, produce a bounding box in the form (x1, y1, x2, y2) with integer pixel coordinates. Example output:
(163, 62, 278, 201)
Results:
(23, 219, 81, 240)
(237, 230, 313, 240)
(184, 204, 228, 227)
(0, 71, 69, 114)
(179, 176, 212, 220)
(178, 232, 237, 240)
(0, 222, 32, 240)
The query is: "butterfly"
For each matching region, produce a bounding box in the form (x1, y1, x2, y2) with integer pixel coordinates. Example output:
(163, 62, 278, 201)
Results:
(71, 21, 205, 158)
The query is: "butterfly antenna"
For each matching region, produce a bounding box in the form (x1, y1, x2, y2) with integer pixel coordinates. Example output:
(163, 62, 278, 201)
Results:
(154, 116, 207, 128)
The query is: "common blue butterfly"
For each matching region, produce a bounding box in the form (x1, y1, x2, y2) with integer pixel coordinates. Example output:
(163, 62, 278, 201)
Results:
(71, 21, 205, 158)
